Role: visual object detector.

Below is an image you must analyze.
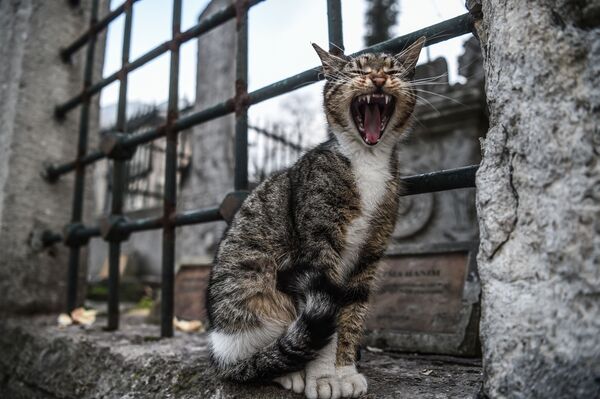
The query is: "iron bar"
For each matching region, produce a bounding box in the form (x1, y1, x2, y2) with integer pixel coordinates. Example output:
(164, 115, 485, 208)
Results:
(234, 0, 249, 191)
(106, 0, 133, 332)
(46, 13, 473, 180)
(65, 0, 100, 313)
(326, 0, 344, 56)
(45, 166, 476, 246)
(160, 0, 182, 338)
(61, 0, 140, 62)
(55, 0, 266, 118)
(400, 165, 478, 195)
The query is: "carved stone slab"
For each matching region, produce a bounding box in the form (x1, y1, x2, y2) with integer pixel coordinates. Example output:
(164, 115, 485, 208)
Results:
(364, 242, 481, 356)
(366, 252, 468, 333)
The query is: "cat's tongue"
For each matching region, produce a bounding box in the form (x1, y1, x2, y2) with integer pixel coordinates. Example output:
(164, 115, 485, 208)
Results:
(364, 104, 381, 144)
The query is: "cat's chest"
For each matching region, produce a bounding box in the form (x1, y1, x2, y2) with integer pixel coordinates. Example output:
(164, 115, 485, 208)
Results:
(341, 153, 392, 270)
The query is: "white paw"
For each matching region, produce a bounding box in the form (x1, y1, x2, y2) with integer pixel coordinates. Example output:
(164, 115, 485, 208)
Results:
(337, 365, 368, 398)
(274, 370, 305, 394)
(305, 373, 341, 399)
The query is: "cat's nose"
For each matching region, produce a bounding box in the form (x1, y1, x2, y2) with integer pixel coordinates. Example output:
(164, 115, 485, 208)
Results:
(371, 76, 387, 88)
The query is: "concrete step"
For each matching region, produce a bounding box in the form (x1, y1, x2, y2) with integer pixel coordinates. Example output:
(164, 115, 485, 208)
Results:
(0, 315, 482, 398)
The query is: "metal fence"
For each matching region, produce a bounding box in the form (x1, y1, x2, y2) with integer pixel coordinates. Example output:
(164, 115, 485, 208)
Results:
(42, 0, 478, 338)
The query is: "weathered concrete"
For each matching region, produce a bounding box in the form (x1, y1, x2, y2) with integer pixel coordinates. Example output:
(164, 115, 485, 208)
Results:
(0, 315, 483, 399)
(473, 1, 600, 397)
(177, 0, 235, 264)
(0, 0, 107, 314)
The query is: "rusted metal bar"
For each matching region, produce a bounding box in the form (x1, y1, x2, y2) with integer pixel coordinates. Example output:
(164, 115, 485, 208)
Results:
(160, 0, 182, 338)
(106, 0, 134, 332)
(46, 14, 473, 180)
(65, 0, 100, 313)
(400, 165, 478, 194)
(234, 0, 249, 191)
(61, 0, 140, 62)
(55, 0, 266, 118)
(326, 0, 344, 56)
(44, 165, 477, 247)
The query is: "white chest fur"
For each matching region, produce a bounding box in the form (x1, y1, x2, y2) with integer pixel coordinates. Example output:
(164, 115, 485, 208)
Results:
(340, 148, 392, 275)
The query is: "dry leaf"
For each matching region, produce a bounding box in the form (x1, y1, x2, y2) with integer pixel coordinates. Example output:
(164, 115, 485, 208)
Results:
(57, 313, 73, 327)
(421, 369, 433, 376)
(70, 307, 97, 326)
(173, 317, 205, 333)
(366, 346, 383, 353)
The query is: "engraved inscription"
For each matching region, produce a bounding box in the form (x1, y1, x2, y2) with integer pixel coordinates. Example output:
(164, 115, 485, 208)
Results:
(367, 252, 468, 333)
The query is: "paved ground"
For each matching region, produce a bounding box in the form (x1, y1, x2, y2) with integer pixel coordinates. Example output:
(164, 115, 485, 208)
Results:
(0, 315, 483, 398)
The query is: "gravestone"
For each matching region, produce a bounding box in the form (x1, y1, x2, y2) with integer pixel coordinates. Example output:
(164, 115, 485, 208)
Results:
(174, 263, 211, 322)
(367, 242, 480, 356)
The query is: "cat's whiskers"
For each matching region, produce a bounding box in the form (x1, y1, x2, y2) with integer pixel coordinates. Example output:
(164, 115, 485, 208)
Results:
(412, 88, 467, 107)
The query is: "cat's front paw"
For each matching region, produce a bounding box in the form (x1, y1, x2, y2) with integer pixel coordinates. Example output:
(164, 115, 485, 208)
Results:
(305, 369, 341, 399)
(337, 365, 368, 398)
(273, 370, 305, 394)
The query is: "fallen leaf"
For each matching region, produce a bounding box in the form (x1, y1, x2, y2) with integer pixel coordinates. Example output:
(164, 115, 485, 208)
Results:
(70, 307, 97, 326)
(57, 313, 73, 327)
(125, 307, 151, 317)
(421, 369, 433, 376)
(366, 346, 384, 353)
(173, 317, 205, 333)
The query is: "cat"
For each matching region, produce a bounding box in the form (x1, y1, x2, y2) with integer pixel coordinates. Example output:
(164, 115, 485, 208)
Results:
(206, 36, 426, 399)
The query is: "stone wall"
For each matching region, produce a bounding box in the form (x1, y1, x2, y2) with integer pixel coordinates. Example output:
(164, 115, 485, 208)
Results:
(474, 0, 600, 397)
(0, 0, 107, 314)
(177, 0, 236, 264)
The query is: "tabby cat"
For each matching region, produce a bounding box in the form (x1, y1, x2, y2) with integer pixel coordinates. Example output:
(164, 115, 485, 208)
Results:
(207, 36, 426, 399)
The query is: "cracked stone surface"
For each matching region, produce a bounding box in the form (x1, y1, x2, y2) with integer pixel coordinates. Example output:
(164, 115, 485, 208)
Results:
(0, 316, 483, 398)
(475, 0, 600, 397)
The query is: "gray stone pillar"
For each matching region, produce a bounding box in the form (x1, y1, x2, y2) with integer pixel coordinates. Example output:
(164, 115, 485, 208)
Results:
(0, 0, 106, 314)
(177, 0, 236, 264)
(473, 1, 600, 397)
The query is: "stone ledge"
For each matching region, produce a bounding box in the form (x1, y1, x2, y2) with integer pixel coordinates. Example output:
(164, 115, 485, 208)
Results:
(0, 315, 482, 398)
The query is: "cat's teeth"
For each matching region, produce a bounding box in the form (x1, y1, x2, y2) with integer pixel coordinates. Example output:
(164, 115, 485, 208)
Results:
(367, 95, 371, 104)
(385, 95, 390, 104)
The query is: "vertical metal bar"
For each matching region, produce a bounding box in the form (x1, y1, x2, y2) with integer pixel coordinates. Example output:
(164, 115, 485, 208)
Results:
(66, 0, 100, 313)
(326, 0, 344, 56)
(234, 0, 249, 191)
(160, 0, 182, 338)
(106, 0, 133, 331)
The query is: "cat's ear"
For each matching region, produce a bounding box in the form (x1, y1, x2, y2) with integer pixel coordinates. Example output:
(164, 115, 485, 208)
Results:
(312, 43, 348, 79)
(395, 36, 426, 73)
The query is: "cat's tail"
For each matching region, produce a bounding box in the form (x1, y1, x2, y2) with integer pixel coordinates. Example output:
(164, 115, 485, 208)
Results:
(210, 272, 339, 382)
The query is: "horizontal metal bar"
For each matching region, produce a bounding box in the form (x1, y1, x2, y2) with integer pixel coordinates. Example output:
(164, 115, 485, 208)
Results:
(400, 164, 478, 195)
(55, 0, 266, 118)
(354, 13, 474, 56)
(43, 166, 476, 246)
(249, 13, 474, 105)
(48, 14, 473, 177)
(61, 0, 141, 62)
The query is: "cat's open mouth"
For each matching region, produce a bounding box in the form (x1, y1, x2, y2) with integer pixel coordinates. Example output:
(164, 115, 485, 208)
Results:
(351, 93, 396, 146)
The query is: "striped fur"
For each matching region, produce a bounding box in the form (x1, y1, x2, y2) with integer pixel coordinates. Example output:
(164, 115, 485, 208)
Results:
(206, 38, 426, 397)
